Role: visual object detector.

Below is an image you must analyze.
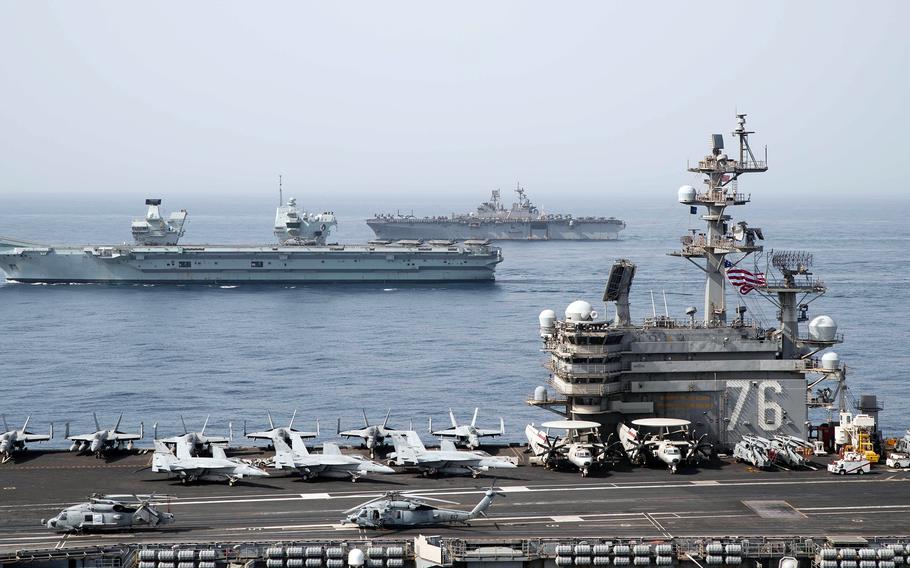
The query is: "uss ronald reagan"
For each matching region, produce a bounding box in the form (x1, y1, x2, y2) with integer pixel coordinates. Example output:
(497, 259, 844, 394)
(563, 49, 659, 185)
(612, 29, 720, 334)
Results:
(0, 197, 503, 284)
(530, 115, 853, 449)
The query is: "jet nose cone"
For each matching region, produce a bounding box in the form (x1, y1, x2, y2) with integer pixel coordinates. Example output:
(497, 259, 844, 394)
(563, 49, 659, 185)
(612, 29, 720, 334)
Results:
(376, 464, 396, 474)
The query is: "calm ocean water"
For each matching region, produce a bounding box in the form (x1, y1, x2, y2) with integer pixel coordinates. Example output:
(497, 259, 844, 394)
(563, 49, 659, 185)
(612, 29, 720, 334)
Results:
(1, 197, 908, 444)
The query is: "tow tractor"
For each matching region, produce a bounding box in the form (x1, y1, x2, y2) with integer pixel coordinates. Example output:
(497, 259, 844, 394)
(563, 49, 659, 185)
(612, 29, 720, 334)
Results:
(827, 451, 871, 475)
(885, 452, 910, 469)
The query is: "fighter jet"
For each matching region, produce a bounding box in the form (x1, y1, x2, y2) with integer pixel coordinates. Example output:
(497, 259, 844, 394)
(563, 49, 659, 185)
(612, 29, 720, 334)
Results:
(152, 440, 269, 485)
(388, 431, 517, 477)
(1, 416, 52, 463)
(246, 409, 318, 447)
(338, 409, 401, 458)
(66, 413, 143, 458)
(159, 415, 231, 455)
(525, 420, 618, 477)
(270, 432, 394, 481)
(43, 494, 174, 533)
(618, 418, 713, 473)
(342, 483, 504, 528)
(431, 408, 505, 449)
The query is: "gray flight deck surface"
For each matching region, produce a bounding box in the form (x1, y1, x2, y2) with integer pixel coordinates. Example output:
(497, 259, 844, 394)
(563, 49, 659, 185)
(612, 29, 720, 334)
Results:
(1, 448, 909, 553)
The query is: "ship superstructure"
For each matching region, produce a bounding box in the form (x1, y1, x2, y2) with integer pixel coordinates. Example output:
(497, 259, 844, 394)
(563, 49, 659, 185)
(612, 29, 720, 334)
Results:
(0, 199, 502, 284)
(368, 186, 625, 241)
(530, 115, 850, 448)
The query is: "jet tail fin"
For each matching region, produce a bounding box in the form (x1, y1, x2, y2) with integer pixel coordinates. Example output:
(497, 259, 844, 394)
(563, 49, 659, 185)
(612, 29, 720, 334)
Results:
(113, 412, 123, 432)
(440, 439, 458, 452)
(21, 416, 30, 433)
(290, 432, 309, 456)
(471, 408, 479, 428)
(93, 412, 101, 432)
(152, 441, 177, 472)
(322, 442, 342, 456)
(449, 408, 458, 428)
(1, 415, 8, 433)
(362, 409, 370, 428)
(382, 408, 391, 429)
(273, 436, 295, 468)
(211, 445, 227, 460)
(175, 440, 193, 460)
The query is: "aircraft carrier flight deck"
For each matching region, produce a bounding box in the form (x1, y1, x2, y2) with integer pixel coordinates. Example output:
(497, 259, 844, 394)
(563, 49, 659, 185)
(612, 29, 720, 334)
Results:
(2, 447, 909, 555)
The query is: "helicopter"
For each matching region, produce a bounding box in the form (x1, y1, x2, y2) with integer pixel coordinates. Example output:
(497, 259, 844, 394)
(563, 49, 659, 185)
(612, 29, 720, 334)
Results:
(43, 494, 174, 533)
(342, 483, 504, 528)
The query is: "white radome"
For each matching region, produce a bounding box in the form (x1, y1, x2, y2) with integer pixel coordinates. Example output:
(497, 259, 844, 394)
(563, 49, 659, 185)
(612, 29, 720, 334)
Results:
(677, 185, 697, 204)
(821, 352, 840, 371)
(808, 315, 838, 341)
(565, 300, 595, 322)
(539, 309, 556, 328)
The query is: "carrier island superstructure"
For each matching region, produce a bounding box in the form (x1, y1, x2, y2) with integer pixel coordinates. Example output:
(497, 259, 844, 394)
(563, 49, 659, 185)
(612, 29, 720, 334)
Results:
(530, 115, 854, 448)
(368, 186, 626, 241)
(0, 198, 502, 284)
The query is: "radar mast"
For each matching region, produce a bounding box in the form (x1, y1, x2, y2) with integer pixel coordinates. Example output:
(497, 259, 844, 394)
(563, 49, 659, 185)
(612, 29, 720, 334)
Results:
(671, 114, 768, 325)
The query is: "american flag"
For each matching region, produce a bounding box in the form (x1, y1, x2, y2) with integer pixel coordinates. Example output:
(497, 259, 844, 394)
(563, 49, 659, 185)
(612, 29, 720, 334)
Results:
(723, 259, 766, 294)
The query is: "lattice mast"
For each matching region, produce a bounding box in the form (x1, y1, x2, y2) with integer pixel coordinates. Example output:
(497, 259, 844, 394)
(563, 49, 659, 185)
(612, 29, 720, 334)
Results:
(672, 114, 768, 325)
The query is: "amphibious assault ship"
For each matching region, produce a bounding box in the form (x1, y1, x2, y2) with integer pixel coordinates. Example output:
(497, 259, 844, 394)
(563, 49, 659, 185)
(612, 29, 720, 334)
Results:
(0, 198, 502, 284)
(530, 115, 861, 449)
(367, 186, 626, 241)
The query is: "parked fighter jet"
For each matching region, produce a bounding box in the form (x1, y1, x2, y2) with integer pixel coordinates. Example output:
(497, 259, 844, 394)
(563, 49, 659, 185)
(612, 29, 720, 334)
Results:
(66, 413, 143, 458)
(526, 420, 617, 477)
(159, 415, 231, 455)
(618, 418, 713, 473)
(43, 494, 174, 533)
(338, 409, 400, 458)
(431, 408, 504, 449)
(152, 440, 268, 485)
(388, 431, 516, 477)
(342, 483, 504, 528)
(1, 416, 52, 463)
(270, 432, 394, 481)
(246, 410, 318, 447)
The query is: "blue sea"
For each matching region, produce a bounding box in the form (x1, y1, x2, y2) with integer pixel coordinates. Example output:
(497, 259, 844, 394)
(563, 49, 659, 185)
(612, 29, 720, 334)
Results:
(1, 197, 908, 444)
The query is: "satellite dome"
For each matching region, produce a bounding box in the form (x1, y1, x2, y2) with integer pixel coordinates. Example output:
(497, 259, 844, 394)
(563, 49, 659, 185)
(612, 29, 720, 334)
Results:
(808, 315, 838, 341)
(534, 386, 549, 402)
(565, 300, 595, 322)
(539, 309, 556, 328)
(821, 352, 840, 371)
(678, 185, 697, 204)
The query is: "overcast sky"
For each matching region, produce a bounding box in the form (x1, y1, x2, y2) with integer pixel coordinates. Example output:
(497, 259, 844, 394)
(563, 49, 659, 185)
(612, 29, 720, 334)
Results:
(1, 1, 907, 213)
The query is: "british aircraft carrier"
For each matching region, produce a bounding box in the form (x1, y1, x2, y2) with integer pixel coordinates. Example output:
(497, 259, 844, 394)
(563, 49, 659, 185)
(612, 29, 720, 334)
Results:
(0, 197, 502, 284)
(367, 186, 626, 241)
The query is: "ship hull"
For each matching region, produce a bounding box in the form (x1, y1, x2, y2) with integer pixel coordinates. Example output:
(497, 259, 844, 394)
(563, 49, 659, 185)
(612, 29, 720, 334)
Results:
(0, 242, 502, 284)
(367, 219, 625, 241)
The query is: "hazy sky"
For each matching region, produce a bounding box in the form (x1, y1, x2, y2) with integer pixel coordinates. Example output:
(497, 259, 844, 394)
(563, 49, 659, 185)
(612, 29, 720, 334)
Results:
(1, 1, 907, 213)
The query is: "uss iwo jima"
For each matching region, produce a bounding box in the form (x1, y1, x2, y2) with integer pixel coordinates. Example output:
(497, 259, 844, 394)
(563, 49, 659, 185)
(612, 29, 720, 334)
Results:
(530, 114, 868, 449)
(368, 185, 626, 241)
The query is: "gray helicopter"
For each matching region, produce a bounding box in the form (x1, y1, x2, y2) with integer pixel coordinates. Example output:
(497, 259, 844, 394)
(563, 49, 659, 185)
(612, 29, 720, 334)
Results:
(43, 494, 174, 533)
(342, 484, 503, 529)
